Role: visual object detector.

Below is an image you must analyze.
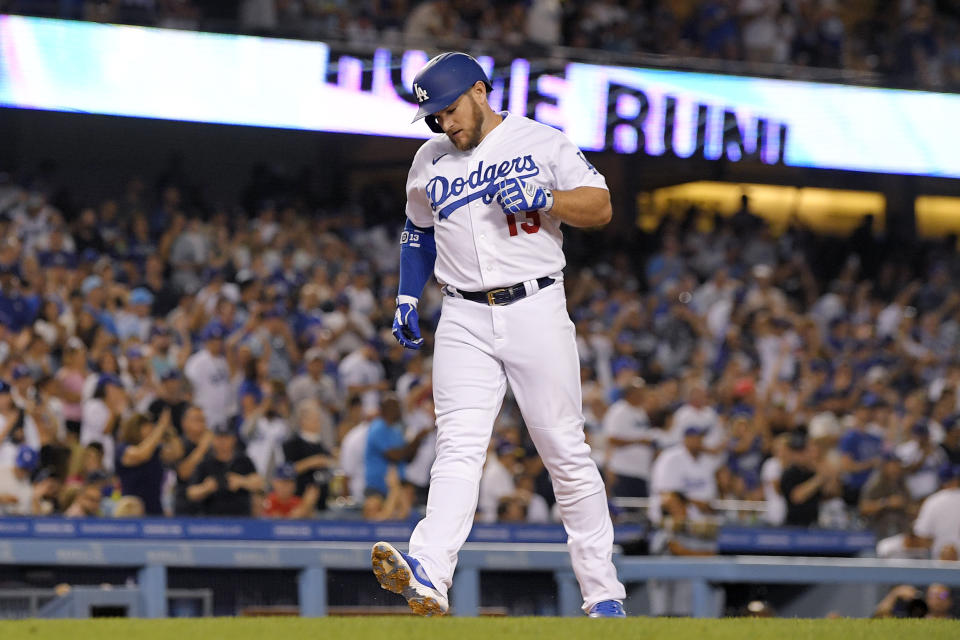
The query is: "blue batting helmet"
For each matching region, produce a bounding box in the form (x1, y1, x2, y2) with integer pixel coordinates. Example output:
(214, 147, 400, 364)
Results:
(411, 52, 492, 134)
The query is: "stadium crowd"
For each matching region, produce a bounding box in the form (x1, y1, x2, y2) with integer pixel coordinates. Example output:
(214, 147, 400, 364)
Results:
(0, 167, 959, 568)
(4, 0, 960, 90)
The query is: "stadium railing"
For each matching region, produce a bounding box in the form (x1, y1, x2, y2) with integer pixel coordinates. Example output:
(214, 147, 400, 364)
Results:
(2, 515, 951, 619)
(2, 536, 957, 618)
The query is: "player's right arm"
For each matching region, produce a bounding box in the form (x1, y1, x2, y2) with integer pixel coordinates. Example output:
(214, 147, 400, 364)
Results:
(393, 152, 437, 350)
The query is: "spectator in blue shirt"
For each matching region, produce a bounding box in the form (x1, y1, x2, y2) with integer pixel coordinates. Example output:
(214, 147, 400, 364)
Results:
(838, 414, 885, 505)
(363, 393, 431, 520)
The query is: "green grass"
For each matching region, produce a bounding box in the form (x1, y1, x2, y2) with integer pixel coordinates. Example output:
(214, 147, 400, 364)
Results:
(0, 617, 958, 640)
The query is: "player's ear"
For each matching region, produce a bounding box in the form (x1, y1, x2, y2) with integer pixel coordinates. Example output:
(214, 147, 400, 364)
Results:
(470, 80, 486, 100)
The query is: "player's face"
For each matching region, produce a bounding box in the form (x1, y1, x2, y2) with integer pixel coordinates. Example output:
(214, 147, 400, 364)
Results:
(435, 90, 485, 151)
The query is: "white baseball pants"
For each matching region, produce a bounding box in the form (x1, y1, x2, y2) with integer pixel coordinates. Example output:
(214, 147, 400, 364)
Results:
(408, 283, 626, 611)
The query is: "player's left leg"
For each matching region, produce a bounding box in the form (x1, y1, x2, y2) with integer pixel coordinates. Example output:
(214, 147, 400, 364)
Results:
(495, 284, 626, 613)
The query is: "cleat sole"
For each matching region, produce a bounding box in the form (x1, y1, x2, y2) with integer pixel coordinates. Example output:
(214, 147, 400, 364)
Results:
(371, 542, 447, 617)
(408, 597, 446, 617)
(372, 543, 410, 594)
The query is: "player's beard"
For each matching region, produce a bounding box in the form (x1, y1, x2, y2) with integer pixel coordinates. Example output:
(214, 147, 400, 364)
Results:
(449, 99, 485, 151)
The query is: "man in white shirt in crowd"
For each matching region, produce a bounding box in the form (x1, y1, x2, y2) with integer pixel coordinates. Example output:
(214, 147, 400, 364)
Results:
(649, 425, 718, 526)
(648, 425, 719, 616)
(602, 377, 660, 498)
(0, 445, 38, 515)
(184, 323, 233, 430)
(287, 347, 339, 412)
(669, 383, 724, 470)
(80, 374, 128, 473)
(338, 342, 388, 416)
(896, 420, 947, 501)
(403, 390, 438, 507)
(478, 439, 520, 523)
(910, 464, 960, 559)
(339, 399, 371, 504)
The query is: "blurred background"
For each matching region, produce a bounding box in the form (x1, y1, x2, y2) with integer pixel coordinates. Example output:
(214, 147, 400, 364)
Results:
(0, 0, 959, 622)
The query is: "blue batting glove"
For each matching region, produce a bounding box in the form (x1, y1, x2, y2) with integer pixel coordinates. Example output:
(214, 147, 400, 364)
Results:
(494, 178, 553, 215)
(393, 300, 423, 350)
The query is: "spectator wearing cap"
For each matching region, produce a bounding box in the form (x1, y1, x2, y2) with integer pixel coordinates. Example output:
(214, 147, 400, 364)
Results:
(647, 424, 720, 617)
(908, 464, 960, 559)
(115, 409, 182, 516)
(235, 379, 291, 479)
(80, 374, 128, 474)
(668, 383, 724, 470)
(115, 287, 155, 342)
(288, 346, 339, 412)
(147, 325, 180, 381)
(0, 379, 42, 465)
(859, 452, 912, 538)
(0, 266, 40, 333)
(147, 369, 190, 435)
(780, 431, 842, 527)
(184, 323, 234, 432)
(743, 263, 788, 315)
(897, 420, 948, 501)
(78, 275, 118, 337)
(602, 377, 660, 498)
(262, 462, 319, 518)
(186, 422, 262, 516)
(0, 445, 39, 514)
(648, 425, 717, 527)
(172, 405, 213, 515)
(9, 364, 35, 409)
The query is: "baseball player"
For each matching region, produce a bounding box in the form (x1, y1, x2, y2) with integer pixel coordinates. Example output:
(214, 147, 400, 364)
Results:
(371, 52, 626, 618)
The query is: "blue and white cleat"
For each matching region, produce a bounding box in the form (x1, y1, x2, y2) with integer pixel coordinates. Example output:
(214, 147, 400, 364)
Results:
(587, 600, 626, 618)
(371, 541, 449, 617)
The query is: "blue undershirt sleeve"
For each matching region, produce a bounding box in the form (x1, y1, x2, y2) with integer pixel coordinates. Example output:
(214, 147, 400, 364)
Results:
(398, 218, 436, 301)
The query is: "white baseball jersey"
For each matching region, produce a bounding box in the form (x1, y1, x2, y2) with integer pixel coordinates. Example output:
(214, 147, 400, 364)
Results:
(648, 444, 717, 525)
(601, 399, 657, 479)
(403, 109, 625, 612)
(339, 421, 370, 501)
(79, 399, 117, 473)
(184, 349, 233, 429)
(405, 113, 607, 291)
(914, 487, 960, 558)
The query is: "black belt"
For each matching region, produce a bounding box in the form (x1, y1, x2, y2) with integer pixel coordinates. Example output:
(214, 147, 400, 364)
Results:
(451, 276, 556, 306)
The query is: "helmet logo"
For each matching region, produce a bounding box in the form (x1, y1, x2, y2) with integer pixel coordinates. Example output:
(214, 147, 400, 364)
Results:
(414, 83, 429, 103)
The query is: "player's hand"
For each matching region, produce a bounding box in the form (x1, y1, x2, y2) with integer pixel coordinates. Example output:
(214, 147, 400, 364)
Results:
(393, 301, 423, 350)
(494, 178, 553, 215)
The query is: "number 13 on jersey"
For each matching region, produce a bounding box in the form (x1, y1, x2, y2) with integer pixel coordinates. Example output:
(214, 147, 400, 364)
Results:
(505, 211, 540, 236)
